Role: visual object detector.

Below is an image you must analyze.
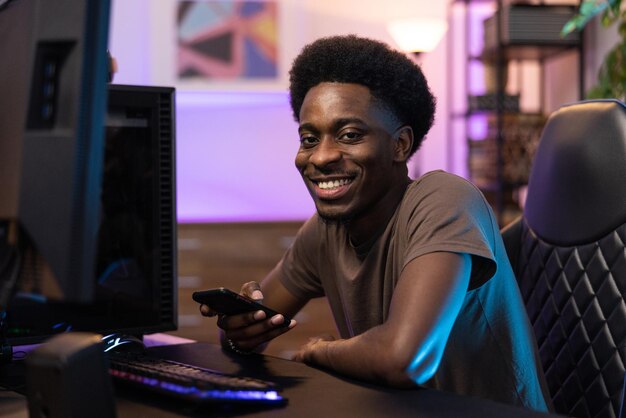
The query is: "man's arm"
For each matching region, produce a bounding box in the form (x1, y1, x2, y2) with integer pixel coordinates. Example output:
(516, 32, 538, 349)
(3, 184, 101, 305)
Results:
(292, 251, 471, 388)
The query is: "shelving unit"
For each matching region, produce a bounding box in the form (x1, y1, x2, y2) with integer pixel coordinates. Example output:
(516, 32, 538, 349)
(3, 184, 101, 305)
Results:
(447, 0, 583, 225)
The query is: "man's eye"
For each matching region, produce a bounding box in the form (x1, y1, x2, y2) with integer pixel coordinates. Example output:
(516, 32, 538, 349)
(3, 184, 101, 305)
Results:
(339, 131, 362, 141)
(299, 136, 318, 147)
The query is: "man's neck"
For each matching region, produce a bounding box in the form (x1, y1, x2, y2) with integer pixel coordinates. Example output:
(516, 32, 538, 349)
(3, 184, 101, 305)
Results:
(347, 176, 411, 247)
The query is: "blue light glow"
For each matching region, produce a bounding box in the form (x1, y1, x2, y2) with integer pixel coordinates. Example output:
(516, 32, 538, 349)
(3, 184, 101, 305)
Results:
(406, 335, 444, 384)
(405, 254, 471, 385)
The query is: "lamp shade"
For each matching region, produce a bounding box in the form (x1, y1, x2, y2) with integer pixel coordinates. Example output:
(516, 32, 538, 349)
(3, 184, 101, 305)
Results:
(387, 17, 448, 53)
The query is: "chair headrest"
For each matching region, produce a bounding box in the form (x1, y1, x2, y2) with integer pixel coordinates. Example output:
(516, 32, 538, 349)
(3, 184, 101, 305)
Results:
(524, 99, 626, 245)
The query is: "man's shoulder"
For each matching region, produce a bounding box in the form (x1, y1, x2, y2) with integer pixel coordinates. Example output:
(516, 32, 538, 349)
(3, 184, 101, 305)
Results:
(400, 170, 493, 226)
(407, 170, 482, 200)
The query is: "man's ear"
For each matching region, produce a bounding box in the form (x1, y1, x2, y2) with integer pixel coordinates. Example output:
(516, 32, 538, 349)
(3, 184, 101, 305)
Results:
(393, 126, 414, 162)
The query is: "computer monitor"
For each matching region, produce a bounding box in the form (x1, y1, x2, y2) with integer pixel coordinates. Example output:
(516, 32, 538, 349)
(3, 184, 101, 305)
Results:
(0, 0, 111, 306)
(4, 84, 178, 346)
(0, 0, 177, 347)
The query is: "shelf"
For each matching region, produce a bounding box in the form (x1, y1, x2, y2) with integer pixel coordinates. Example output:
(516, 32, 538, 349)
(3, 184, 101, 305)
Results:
(468, 93, 520, 113)
(448, 0, 583, 224)
(482, 4, 580, 53)
(468, 113, 547, 187)
(481, 43, 580, 61)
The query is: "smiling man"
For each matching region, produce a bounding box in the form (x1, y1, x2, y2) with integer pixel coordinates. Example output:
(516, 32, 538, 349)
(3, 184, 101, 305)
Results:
(201, 35, 551, 411)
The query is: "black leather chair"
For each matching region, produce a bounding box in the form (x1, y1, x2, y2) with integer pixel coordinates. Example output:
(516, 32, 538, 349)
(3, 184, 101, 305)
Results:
(501, 99, 626, 418)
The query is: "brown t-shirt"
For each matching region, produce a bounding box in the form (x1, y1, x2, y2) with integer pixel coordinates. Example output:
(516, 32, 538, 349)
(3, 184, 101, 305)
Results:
(276, 171, 550, 411)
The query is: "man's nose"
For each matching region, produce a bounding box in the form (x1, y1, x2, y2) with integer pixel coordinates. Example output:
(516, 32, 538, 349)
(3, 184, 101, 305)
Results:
(309, 137, 342, 167)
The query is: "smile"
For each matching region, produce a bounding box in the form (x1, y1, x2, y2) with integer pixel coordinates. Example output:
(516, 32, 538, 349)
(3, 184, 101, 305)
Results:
(310, 177, 355, 201)
(317, 178, 353, 190)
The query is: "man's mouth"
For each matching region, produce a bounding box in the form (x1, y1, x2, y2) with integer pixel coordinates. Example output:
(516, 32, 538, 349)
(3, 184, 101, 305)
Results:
(310, 177, 354, 200)
(317, 178, 353, 190)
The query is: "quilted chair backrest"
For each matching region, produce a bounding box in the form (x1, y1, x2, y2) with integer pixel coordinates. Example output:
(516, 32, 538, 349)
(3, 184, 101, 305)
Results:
(502, 99, 626, 418)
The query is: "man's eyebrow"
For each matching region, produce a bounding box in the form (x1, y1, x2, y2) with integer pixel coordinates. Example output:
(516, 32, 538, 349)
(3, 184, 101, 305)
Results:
(332, 118, 367, 130)
(298, 122, 318, 134)
(298, 118, 367, 133)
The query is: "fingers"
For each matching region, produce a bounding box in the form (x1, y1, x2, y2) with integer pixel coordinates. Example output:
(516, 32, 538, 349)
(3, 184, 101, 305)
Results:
(291, 334, 335, 363)
(219, 310, 292, 334)
(199, 281, 291, 353)
(241, 281, 264, 302)
(199, 304, 215, 317)
(215, 309, 267, 330)
(226, 319, 296, 352)
(315, 334, 336, 342)
(198, 281, 263, 317)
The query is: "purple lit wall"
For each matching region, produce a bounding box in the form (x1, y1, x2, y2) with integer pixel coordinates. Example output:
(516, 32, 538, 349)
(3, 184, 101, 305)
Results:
(110, 1, 610, 224)
(175, 91, 315, 223)
(109, 1, 450, 223)
(109, 2, 315, 223)
(446, 2, 495, 180)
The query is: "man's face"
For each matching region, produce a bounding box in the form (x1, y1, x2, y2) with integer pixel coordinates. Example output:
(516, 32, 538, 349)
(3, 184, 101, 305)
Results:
(295, 82, 405, 223)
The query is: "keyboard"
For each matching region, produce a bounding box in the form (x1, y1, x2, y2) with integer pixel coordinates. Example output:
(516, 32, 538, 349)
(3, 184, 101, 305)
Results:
(107, 352, 286, 405)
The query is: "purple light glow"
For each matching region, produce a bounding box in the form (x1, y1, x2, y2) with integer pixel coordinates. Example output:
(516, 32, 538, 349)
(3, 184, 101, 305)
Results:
(467, 5, 494, 145)
(110, 369, 283, 402)
(467, 114, 488, 140)
(176, 90, 315, 223)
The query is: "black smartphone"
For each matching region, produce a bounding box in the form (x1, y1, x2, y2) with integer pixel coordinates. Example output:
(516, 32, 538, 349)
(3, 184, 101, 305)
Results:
(192, 287, 292, 327)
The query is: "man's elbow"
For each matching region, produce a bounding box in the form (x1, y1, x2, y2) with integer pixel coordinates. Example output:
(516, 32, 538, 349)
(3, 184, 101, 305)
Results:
(375, 358, 418, 388)
(374, 346, 438, 388)
(404, 344, 442, 385)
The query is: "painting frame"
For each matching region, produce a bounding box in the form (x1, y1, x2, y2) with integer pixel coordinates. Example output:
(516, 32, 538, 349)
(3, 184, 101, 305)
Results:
(148, 0, 301, 92)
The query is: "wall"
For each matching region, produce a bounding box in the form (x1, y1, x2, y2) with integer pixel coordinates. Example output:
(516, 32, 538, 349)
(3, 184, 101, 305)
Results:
(108, 0, 448, 222)
(109, 0, 617, 223)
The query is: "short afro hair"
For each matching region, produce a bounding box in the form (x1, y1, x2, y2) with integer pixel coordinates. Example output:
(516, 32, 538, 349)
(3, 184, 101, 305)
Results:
(288, 35, 436, 156)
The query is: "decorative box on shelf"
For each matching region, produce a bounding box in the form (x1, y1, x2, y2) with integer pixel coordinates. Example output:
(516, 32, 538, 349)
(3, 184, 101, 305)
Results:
(468, 94, 520, 113)
(469, 113, 547, 187)
(483, 4, 580, 53)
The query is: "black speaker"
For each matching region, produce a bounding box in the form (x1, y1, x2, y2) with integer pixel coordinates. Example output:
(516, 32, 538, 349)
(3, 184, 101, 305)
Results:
(25, 332, 116, 418)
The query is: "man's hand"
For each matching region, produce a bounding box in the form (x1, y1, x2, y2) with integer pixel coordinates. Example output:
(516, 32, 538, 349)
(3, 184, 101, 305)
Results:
(199, 281, 297, 354)
(292, 334, 336, 363)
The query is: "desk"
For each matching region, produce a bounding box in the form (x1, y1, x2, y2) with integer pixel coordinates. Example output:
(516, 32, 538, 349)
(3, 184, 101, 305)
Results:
(0, 340, 565, 418)
(111, 342, 565, 418)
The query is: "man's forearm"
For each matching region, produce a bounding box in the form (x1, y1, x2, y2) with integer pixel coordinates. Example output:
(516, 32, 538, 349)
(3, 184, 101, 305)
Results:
(294, 253, 471, 388)
(295, 328, 417, 388)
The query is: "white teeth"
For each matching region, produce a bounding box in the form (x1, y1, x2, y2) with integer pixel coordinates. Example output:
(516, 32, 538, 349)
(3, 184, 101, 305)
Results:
(318, 179, 351, 190)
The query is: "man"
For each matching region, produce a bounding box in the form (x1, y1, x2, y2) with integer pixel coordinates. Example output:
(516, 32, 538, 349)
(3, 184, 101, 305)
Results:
(201, 35, 551, 411)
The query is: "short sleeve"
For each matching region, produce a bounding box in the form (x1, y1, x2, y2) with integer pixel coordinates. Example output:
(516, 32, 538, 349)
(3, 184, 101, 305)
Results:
(400, 172, 499, 289)
(276, 215, 325, 299)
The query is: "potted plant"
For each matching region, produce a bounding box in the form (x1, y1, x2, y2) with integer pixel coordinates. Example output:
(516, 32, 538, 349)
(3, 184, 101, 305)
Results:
(562, 0, 625, 100)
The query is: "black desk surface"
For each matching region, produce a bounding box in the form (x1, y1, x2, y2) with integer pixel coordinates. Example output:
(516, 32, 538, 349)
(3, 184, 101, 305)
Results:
(111, 342, 566, 418)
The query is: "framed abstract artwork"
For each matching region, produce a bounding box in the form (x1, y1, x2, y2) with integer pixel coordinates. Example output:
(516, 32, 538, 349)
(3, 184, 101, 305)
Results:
(149, 0, 298, 91)
(177, 1, 278, 80)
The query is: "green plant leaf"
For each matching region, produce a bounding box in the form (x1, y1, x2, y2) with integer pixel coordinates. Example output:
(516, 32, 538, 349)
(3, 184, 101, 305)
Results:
(619, 20, 626, 37)
(609, 0, 621, 15)
(561, 0, 625, 100)
(601, 8, 620, 26)
(561, 20, 579, 36)
(562, 0, 613, 35)
(589, 38, 626, 100)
